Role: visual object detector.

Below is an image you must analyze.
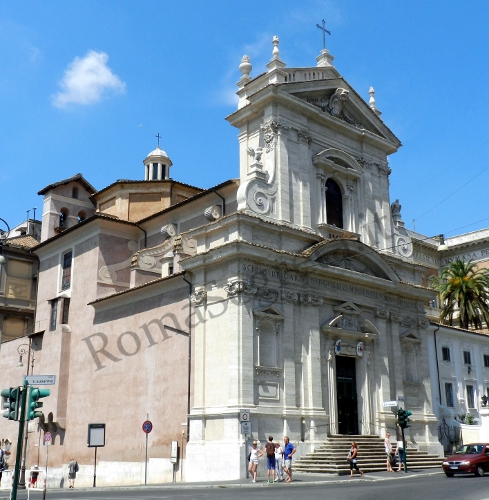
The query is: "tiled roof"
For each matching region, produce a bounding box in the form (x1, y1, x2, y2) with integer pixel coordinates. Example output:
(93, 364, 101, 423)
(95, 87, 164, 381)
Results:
(6, 235, 39, 249)
(38, 173, 97, 195)
(92, 179, 204, 200)
(88, 272, 186, 305)
(33, 213, 139, 251)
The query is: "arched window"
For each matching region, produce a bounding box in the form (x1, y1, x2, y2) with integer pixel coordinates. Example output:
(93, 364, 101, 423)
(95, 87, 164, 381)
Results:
(78, 210, 86, 223)
(72, 186, 79, 199)
(59, 208, 69, 228)
(326, 178, 343, 228)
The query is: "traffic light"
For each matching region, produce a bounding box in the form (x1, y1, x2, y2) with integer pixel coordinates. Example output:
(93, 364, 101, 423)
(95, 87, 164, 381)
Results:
(1, 387, 21, 420)
(26, 387, 50, 421)
(405, 410, 412, 429)
(398, 408, 412, 429)
(398, 408, 406, 428)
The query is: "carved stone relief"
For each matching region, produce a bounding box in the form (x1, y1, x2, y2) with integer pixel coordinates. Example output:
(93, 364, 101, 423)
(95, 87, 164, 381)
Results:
(98, 240, 138, 286)
(204, 205, 222, 222)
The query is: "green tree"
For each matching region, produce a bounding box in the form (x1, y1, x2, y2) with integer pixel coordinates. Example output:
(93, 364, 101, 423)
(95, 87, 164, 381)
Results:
(431, 259, 489, 330)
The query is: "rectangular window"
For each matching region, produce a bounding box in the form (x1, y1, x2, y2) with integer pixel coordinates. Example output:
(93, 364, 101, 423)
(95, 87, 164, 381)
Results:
(445, 383, 454, 408)
(61, 251, 72, 290)
(152, 163, 158, 179)
(467, 385, 475, 409)
(62, 298, 70, 325)
(484, 355, 489, 368)
(464, 351, 472, 365)
(442, 347, 451, 362)
(50, 299, 58, 331)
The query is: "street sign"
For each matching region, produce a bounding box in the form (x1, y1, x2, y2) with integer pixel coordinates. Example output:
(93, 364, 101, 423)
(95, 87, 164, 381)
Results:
(239, 410, 250, 422)
(25, 375, 56, 386)
(87, 423, 106, 447)
(170, 440, 178, 464)
(397, 396, 405, 402)
(44, 432, 52, 445)
(383, 401, 397, 407)
(241, 421, 251, 434)
(142, 420, 153, 434)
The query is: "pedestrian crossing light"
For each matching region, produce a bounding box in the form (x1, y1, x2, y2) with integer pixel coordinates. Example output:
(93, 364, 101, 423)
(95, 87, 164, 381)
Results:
(26, 387, 50, 421)
(1, 387, 21, 420)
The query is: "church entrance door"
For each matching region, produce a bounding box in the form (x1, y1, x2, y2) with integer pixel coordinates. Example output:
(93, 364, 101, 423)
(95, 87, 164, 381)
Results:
(336, 356, 359, 435)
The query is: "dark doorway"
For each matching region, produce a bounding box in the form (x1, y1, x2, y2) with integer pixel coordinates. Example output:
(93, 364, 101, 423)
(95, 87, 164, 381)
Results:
(336, 355, 359, 435)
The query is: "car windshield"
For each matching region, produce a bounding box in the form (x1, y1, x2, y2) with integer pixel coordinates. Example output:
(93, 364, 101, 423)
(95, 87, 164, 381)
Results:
(455, 444, 484, 454)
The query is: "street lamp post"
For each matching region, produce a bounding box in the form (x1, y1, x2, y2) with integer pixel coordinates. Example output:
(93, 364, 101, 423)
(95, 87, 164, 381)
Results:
(0, 217, 11, 267)
(17, 342, 35, 489)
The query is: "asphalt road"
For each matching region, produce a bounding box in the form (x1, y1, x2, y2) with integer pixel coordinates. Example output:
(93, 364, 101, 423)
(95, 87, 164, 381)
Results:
(10, 474, 489, 500)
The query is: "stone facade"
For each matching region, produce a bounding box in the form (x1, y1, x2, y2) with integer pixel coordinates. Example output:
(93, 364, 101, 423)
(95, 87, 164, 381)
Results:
(2, 36, 489, 488)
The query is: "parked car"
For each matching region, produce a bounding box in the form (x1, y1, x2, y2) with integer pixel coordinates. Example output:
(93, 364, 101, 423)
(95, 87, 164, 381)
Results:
(442, 444, 489, 477)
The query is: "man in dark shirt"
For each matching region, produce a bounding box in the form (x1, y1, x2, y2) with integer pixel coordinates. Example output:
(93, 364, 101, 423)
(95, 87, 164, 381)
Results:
(264, 435, 276, 484)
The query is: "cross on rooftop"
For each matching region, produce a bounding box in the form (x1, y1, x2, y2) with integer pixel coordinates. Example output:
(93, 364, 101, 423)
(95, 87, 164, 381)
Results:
(316, 19, 331, 50)
(156, 133, 162, 146)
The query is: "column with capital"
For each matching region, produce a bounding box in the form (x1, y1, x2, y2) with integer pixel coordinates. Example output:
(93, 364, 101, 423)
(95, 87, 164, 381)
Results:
(316, 173, 326, 225)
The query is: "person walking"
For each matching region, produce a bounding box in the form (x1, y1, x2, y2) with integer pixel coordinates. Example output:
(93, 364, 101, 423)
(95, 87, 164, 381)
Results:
(384, 432, 394, 472)
(396, 436, 405, 472)
(283, 436, 296, 483)
(274, 442, 284, 481)
(264, 436, 276, 484)
(68, 458, 79, 488)
(348, 442, 364, 478)
(0, 447, 6, 485)
(248, 441, 263, 483)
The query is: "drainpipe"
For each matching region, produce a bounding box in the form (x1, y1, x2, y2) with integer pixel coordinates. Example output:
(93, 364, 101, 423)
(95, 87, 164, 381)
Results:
(212, 189, 225, 217)
(182, 272, 192, 443)
(433, 324, 442, 406)
(136, 224, 147, 248)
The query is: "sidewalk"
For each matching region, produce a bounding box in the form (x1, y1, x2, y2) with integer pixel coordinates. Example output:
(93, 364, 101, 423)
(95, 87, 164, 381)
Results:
(3, 468, 441, 494)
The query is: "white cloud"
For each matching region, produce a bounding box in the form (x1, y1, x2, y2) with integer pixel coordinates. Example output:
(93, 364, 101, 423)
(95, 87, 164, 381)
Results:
(52, 50, 125, 108)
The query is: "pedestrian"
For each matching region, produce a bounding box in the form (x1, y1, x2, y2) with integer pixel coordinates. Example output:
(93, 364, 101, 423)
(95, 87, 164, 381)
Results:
(274, 442, 284, 481)
(248, 441, 263, 483)
(396, 435, 404, 472)
(264, 435, 276, 484)
(68, 457, 79, 488)
(283, 436, 296, 483)
(348, 442, 364, 478)
(29, 465, 40, 488)
(0, 448, 6, 485)
(384, 432, 394, 472)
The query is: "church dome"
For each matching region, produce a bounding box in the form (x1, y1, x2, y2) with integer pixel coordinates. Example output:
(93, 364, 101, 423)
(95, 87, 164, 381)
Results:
(146, 146, 170, 160)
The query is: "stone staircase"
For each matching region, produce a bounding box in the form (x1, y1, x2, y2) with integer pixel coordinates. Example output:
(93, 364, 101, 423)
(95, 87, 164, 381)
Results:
(294, 435, 443, 475)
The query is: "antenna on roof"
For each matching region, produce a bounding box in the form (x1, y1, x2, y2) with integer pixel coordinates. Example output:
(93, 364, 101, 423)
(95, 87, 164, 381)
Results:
(27, 209, 30, 221)
(33, 207, 37, 220)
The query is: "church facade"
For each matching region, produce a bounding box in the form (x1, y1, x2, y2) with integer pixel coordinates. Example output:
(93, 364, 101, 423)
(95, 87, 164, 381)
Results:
(2, 36, 489, 486)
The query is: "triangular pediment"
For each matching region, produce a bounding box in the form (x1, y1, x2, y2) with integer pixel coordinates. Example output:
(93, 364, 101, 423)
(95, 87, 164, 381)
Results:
(400, 330, 421, 343)
(281, 77, 398, 144)
(333, 301, 361, 316)
(254, 304, 284, 319)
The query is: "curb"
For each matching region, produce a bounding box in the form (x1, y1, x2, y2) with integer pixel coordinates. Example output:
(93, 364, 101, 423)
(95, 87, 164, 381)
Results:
(15, 470, 443, 493)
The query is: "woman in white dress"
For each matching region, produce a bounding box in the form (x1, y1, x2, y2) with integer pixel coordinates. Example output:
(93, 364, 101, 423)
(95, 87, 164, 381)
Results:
(248, 441, 263, 483)
(274, 442, 284, 481)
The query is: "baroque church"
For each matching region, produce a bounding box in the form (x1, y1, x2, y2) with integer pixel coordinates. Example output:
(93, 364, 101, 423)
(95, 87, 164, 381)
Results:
(2, 36, 489, 486)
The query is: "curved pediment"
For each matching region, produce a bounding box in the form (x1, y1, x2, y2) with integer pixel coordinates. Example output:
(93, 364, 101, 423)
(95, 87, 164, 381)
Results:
(312, 148, 363, 177)
(304, 239, 400, 282)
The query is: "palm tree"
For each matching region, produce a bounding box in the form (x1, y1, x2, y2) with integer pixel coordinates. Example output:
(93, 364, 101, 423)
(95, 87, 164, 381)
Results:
(431, 259, 489, 330)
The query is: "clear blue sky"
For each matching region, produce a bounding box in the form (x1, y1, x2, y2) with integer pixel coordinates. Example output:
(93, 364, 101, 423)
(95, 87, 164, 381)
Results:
(1, 1, 488, 240)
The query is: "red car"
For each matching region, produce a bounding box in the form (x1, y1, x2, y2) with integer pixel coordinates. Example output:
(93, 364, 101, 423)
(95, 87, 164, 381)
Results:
(442, 443, 489, 477)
